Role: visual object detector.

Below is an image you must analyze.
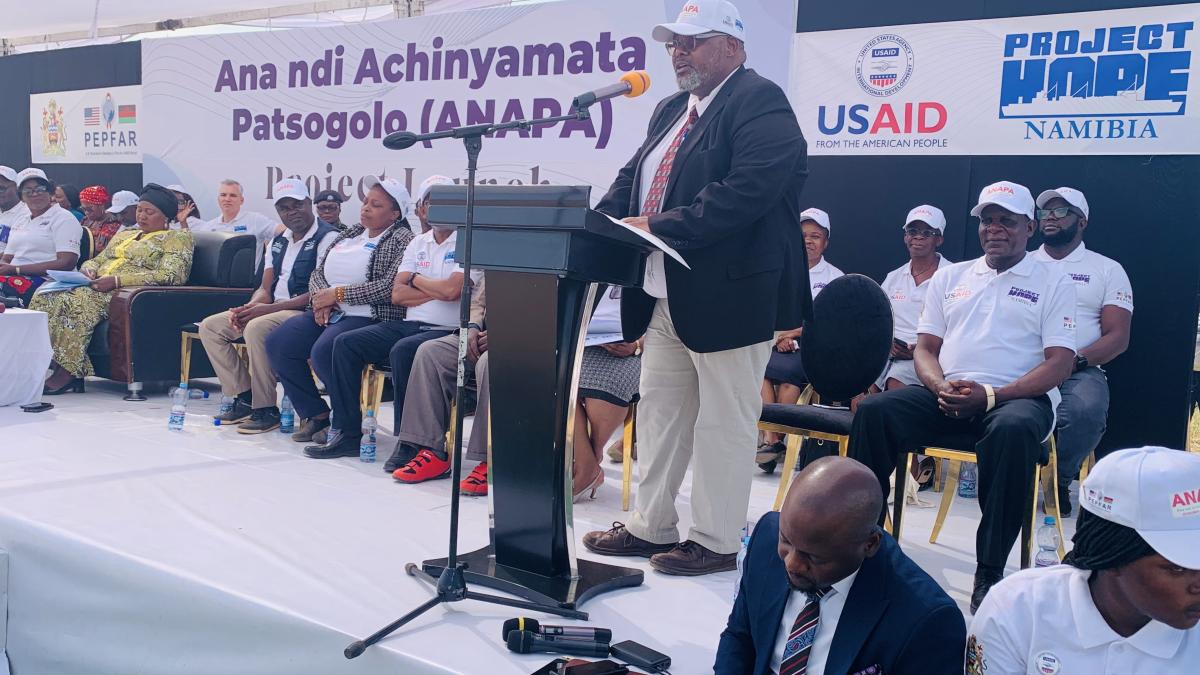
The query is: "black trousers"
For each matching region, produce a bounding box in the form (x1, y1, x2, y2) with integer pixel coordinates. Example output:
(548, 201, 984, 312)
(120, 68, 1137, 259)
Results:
(848, 386, 1053, 570)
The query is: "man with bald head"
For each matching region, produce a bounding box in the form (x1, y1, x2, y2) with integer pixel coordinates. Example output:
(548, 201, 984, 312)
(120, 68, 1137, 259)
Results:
(716, 457, 964, 674)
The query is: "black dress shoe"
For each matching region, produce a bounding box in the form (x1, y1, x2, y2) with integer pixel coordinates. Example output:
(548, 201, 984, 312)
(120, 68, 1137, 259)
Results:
(384, 443, 419, 473)
(43, 378, 84, 395)
(971, 566, 1004, 614)
(303, 430, 362, 459)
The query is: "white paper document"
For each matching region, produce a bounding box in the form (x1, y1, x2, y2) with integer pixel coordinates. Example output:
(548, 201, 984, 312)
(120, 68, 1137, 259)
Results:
(584, 333, 624, 347)
(602, 213, 691, 270)
(46, 270, 93, 285)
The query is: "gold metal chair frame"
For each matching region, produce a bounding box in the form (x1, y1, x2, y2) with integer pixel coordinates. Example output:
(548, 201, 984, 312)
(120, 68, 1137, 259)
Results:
(756, 386, 851, 511)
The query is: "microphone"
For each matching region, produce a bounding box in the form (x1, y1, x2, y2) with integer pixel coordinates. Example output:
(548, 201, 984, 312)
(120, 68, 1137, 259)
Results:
(502, 617, 613, 644)
(572, 71, 651, 109)
(382, 130, 420, 150)
(506, 630, 611, 658)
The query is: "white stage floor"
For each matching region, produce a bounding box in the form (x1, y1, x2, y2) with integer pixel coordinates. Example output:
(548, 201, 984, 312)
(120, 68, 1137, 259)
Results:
(1, 379, 1075, 674)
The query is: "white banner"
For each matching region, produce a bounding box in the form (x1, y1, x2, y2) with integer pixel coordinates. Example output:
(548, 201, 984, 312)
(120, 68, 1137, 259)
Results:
(29, 85, 143, 164)
(792, 4, 1200, 155)
(142, 0, 795, 220)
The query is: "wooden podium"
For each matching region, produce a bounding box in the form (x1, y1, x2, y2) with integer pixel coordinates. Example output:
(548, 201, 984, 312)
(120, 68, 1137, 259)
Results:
(421, 184, 655, 609)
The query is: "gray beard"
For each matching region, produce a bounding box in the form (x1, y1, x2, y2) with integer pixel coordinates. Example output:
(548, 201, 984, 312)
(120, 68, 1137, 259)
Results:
(676, 70, 702, 92)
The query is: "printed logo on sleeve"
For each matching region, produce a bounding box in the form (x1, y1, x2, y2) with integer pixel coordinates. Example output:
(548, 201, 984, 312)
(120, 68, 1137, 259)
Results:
(1116, 290, 1134, 304)
(1171, 487, 1200, 518)
(1063, 316, 1076, 330)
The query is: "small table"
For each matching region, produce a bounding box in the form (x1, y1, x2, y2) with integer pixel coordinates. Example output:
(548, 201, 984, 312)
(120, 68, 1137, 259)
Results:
(0, 308, 52, 407)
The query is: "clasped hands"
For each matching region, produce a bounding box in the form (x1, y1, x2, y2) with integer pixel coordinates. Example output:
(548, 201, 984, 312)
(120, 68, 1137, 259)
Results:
(935, 379, 988, 419)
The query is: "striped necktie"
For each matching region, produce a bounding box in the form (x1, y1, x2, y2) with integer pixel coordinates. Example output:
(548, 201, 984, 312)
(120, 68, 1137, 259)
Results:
(641, 107, 698, 216)
(779, 587, 830, 675)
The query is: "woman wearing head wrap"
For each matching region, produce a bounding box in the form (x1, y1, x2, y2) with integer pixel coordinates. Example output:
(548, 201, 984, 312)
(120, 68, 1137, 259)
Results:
(79, 185, 122, 253)
(31, 184, 194, 394)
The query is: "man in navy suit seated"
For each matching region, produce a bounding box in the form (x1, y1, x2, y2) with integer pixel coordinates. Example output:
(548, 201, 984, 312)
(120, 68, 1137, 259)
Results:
(716, 457, 965, 674)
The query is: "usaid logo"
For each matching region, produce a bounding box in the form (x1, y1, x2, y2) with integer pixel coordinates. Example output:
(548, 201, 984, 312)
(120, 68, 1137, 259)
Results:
(1000, 22, 1195, 141)
(856, 34, 915, 97)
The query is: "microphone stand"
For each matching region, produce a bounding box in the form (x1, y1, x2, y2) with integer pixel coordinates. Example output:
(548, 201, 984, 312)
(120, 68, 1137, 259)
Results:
(345, 106, 595, 659)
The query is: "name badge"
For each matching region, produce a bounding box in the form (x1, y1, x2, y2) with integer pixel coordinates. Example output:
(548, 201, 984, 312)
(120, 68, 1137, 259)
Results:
(364, 242, 377, 251)
(233, 225, 248, 232)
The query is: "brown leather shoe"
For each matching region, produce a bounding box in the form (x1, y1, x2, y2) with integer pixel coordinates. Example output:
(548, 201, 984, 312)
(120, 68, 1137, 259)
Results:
(649, 540, 737, 576)
(583, 522, 676, 558)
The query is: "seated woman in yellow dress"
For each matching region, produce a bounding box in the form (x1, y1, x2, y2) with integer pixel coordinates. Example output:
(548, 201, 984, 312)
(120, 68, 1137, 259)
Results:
(32, 184, 194, 395)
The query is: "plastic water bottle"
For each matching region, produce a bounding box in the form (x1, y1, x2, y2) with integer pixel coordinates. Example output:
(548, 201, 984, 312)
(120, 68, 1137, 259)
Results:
(958, 463, 978, 498)
(279, 395, 295, 434)
(169, 386, 209, 400)
(360, 410, 377, 463)
(733, 524, 751, 602)
(217, 395, 236, 416)
(168, 382, 189, 431)
(1035, 517, 1061, 567)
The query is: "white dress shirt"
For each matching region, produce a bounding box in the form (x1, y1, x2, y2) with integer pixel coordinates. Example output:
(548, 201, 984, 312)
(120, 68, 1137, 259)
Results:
(638, 68, 739, 299)
(808, 257, 845, 300)
(769, 569, 860, 675)
(1031, 243, 1133, 351)
(969, 565, 1200, 674)
(881, 254, 954, 344)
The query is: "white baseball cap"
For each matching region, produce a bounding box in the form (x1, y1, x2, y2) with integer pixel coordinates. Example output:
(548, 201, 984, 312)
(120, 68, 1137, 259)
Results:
(15, 168, 49, 188)
(970, 180, 1035, 219)
(272, 178, 310, 204)
(904, 205, 947, 234)
(415, 175, 455, 206)
(364, 176, 412, 216)
(1081, 446, 1200, 569)
(1036, 187, 1089, 219)
(653, 0, 745, 42)
(800, 207, 831, 234)
(0, 166, 16, 183)
(106, 190, 139, 214)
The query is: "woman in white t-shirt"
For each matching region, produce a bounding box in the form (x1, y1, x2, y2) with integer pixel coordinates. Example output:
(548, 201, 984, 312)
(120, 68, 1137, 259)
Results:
(0, 169, 83, 305)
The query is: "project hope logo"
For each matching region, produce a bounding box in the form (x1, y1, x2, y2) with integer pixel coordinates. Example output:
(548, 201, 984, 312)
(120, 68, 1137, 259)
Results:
(1000, 20, 1194, 141)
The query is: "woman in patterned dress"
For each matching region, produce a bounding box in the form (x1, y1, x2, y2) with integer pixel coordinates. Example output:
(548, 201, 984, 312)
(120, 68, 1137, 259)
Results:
(32, 184, 193, 394)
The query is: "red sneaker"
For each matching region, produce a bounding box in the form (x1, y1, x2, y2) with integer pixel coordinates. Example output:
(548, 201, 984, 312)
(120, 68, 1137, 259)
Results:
(393, 449, 451, 483)
(460, 462, 488, 496)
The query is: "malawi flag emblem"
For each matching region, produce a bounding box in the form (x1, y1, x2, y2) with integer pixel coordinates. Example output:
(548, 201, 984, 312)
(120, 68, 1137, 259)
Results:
(118, 104, 137, 124)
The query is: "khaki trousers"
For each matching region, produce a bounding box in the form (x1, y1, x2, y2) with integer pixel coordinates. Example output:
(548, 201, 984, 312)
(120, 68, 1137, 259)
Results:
(396, 333, 490, 462)
(626, 300, 772, 555)
(198, 309, 302, 409)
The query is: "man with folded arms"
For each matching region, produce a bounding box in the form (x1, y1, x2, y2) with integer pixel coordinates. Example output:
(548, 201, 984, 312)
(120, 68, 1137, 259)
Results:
(848, 181, 1077, 612)
(198, 179, 337, 432)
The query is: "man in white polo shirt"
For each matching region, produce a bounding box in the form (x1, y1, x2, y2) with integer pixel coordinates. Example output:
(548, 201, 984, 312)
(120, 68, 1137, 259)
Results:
(106, 190, 139, 231)
(969, 446, 1200, 674)
(1031, 187, 1133, 517)
(849, 180, 1077, 613)
(186, 179, 277, 268)
(0, 166, 30, 257)
(877, 205, 954, 390)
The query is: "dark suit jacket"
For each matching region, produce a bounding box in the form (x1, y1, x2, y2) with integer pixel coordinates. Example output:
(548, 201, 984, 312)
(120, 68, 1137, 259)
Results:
(715, 512, 966, 675)
(595, 66, 810, 353)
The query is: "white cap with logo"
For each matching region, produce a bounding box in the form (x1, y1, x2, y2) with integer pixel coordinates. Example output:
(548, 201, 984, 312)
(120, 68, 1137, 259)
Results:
(1036, 186, 1089, 219)
(107, 190, 139, 214)
(364, 176, 413, 217)
(415, 175, 455, 206)
(0, 166, 16, 183)
(653, 0, 745, 42)
(904, 205, 947, 234)
(273, 178, 310, 204)
(800, 207, 831, 234)
(969, 180, 1035, 219)
(1081, 446, 1200, 569)
(15, 168, 49, 188)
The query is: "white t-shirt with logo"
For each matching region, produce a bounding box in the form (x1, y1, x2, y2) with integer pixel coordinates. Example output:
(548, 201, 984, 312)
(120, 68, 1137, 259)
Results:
(968, 565, 1200, 675)
(918, 254, 1076, 407)
(263, 223, 338, 303)
(1032, 243, 1133, 352)
(809, 257, 845, 299)
(0, 201, 30, 257)
(323, 230, 384, 318)
(398, 229, 480, 326)
(881, 254, 954, 345)
(4, 204, 82, 269)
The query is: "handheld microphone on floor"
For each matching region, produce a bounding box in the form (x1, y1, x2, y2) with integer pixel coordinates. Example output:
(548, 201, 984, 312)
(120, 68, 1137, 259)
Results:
(503, 617, 613, 644)
(506, 630, 611, 658)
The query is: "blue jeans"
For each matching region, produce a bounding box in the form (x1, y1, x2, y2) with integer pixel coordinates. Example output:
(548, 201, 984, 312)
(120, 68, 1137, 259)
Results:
(1055, 366, 1110, 486)
(264, 310, 375, 420)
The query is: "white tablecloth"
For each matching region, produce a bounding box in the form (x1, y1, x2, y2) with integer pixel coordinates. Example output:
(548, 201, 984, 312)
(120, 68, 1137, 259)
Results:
(0, 309, 51, 407)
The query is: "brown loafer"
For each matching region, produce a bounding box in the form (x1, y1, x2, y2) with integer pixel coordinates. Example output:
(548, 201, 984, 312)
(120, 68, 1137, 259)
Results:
(582, 522, 676, 558)
(650, 540, 737, 576)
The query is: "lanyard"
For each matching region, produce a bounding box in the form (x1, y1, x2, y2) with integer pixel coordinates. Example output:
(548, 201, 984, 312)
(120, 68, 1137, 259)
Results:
(100, 230, 168, 276)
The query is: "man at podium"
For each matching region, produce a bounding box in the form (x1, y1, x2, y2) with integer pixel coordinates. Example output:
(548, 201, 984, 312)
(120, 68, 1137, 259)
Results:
(583, 0, 809, 576)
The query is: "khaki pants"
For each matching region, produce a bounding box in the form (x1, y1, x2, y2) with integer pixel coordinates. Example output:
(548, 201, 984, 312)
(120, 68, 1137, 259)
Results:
(198, 309, 302, 409)
(396, 333, 490, 462)
(626, 300, 772, 555)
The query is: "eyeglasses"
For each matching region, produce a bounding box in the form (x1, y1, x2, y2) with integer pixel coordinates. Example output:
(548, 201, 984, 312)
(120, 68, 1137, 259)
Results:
(1036, 207, 1076, 220)
(20, 185, 49, 197)
(904, 228, 940, 239)
(664, 32, 724, 55)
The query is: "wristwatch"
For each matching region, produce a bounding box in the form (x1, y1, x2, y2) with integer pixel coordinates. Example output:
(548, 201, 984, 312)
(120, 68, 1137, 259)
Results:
(1075, 354, 1089, 372)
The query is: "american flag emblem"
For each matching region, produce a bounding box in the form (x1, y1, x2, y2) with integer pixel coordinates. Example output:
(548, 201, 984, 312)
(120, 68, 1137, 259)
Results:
(84, 107, 101, 126)
(870, 74, 897, 88)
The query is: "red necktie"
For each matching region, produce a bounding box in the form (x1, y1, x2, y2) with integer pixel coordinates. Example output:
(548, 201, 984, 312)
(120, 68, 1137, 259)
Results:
(641, 107, 698, 216)
(779, 587, 829, 675)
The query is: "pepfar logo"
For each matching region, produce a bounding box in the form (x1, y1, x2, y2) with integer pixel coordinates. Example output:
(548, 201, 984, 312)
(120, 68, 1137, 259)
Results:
(856, 34, 915, 97)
